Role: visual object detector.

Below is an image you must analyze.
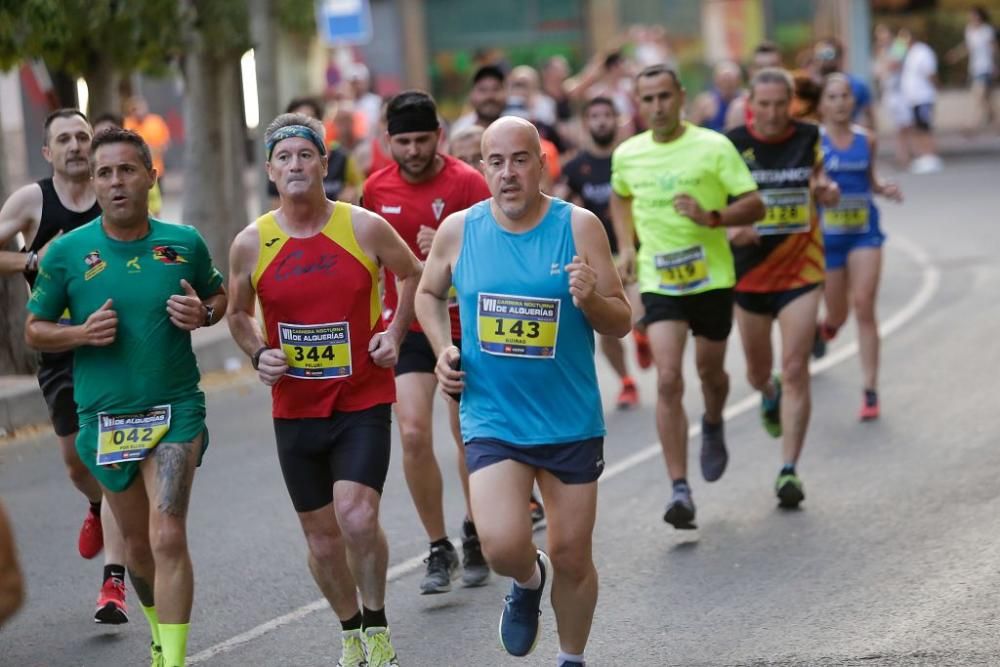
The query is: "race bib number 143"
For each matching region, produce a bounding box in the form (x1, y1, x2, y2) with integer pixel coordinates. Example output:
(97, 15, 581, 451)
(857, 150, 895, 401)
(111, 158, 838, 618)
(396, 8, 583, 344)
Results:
(478, 293, 560, 358)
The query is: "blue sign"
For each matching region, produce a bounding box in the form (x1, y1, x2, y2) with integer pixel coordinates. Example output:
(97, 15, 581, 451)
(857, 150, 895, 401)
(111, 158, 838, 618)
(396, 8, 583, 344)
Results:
(316, 0, 372, 45)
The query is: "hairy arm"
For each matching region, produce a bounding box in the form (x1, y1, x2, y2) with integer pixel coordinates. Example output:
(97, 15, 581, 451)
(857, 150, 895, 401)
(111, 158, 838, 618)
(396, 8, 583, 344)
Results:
(569, 207, 631, 337)
(0, 184, 42, 274)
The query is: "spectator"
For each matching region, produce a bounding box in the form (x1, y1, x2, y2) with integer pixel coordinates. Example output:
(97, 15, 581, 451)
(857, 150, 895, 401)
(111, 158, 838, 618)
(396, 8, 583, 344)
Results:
(124, 96, 170, 177)
(347, 62, 384, 139)
(812, 37, 876, 128)
(899, 29, 943, 174)
(946, 6, 997, 133)
(451, 65, 508, 135)
(873, 24, 912, 167)
(690, 61, 744, 132)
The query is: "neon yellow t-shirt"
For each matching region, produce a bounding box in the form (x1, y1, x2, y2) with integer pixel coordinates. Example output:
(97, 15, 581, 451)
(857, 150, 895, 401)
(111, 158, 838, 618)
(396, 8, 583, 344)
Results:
(611, 123, 758, 295)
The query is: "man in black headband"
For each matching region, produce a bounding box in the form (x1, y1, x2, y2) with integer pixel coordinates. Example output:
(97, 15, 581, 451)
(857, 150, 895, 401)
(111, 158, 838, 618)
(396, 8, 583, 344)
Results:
(363, 90, 493, 595)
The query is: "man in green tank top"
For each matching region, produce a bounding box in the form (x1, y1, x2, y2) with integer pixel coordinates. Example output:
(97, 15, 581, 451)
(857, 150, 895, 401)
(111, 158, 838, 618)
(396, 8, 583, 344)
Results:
(25, 128, 226, 667)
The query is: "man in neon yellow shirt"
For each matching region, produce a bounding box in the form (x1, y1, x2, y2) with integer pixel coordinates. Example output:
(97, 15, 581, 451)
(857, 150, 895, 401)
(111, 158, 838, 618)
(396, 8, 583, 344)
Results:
(611, 64, 764, 529)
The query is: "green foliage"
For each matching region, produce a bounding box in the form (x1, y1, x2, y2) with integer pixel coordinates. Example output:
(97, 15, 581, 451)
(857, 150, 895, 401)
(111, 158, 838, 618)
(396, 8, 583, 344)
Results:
(275, 0, 318, 37)
(0, 0, 182, 74)
(186, 0, 253, 59)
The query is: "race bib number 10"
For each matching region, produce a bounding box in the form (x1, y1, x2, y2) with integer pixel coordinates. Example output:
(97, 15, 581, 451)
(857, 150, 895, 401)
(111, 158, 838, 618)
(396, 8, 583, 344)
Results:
(757, 187, 811, 235)
(478, 293, 560, 358)
(279, 321, 352, 379)
(97, 405, 171, 466)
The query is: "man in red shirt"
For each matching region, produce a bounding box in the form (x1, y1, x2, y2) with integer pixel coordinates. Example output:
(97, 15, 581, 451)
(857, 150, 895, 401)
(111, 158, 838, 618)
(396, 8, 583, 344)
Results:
(363, 91, 493, 593)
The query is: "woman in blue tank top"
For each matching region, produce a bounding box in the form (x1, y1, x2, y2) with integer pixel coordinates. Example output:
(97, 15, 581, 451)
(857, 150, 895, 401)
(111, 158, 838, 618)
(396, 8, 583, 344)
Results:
(814, 74, 903, 421)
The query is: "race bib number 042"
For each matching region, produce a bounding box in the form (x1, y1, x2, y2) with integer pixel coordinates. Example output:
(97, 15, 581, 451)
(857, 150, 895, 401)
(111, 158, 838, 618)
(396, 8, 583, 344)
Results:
(96, 405, 171, 466)
(822, 194, 870, 234)
(757, 187, 811, 235)
(655, 245, 709, 295)
(279, 321, 352, 379)
(478, 293, 560, 359)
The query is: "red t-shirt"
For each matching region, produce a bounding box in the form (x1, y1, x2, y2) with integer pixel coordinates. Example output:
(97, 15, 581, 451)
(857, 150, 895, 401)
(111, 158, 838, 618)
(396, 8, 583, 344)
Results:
(363, 154, 490, 340)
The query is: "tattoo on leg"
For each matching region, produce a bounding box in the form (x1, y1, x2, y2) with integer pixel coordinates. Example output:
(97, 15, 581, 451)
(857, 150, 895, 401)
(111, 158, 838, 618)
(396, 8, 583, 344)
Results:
(155, 442, 192, 518)
(128, 569, 155, 607)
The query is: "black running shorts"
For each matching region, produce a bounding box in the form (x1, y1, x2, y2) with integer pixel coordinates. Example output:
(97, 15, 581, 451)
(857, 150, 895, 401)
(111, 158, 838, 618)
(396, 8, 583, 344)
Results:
(36, 353, 78, 437)
(641, 288, 734, 342)
(273, 403, 392, 513)
(734, 283, 820, 319)
(394, 330, 460, 377)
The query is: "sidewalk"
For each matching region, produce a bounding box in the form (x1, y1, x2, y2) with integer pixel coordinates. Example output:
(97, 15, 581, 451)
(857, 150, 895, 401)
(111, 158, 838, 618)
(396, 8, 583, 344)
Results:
(875, 88, 1000, 159)
(0, 320, 246, 438)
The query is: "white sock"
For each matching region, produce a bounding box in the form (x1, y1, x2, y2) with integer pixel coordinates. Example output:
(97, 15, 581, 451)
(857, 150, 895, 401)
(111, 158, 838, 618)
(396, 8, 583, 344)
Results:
(514, 561, 541, 590)
(557, 651, 585, 666)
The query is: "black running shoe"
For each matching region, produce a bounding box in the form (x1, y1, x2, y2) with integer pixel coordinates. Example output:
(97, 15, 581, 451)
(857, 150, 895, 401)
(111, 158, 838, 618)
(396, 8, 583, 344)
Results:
(420, 543, 459, 594)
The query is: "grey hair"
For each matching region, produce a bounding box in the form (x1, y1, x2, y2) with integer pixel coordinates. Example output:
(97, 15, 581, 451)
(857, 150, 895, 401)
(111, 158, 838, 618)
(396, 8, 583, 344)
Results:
(749, 67, 794, 100)
(263, 113, 326, 147)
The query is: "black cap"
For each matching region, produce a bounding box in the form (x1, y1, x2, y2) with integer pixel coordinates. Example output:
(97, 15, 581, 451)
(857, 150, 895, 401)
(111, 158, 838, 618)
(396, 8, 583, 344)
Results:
(473, 64, 506, 85)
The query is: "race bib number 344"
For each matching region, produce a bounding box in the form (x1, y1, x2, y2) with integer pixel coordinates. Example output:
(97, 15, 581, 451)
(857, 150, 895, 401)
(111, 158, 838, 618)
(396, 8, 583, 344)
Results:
(478, 293, 560, 358)
(97, 405, 171, 466)
(279, 322, 352, 379)
(757, 187, 811, 235)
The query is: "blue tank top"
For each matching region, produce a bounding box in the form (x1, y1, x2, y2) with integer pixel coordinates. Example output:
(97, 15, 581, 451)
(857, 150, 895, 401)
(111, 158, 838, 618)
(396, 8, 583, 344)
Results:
(820, 128, 881, 235)
(702, 89, 731, 133)
(453, 198, 605, 446)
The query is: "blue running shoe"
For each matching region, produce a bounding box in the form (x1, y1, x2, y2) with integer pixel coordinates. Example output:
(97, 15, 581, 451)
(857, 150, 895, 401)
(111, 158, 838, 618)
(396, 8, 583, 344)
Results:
(498, 550, 550, 657)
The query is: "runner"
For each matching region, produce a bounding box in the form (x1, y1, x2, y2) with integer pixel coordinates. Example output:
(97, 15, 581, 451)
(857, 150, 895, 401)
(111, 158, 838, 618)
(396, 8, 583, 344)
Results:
(812, 73, 903, 421)
(25, 127, 227, 667)
(0, 108, 129, 624)
(724, 42, 784, 130)
(227, 112, 418, 667)
(559, 96, 641, 409)
(0, 499, 24, 626)
(726, 68, 840, 509)
(451, 65, 507, 135)
(416, 116, 631, 667)
(449, 125, 485, 174)
(363, 90, 496, 593)
(611, 66, 764, 527)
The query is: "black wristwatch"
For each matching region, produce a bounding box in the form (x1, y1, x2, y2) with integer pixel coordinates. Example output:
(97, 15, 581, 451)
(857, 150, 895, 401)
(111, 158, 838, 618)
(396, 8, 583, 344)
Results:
(251, 346, 269, 370)
(203, 304, 215, 327)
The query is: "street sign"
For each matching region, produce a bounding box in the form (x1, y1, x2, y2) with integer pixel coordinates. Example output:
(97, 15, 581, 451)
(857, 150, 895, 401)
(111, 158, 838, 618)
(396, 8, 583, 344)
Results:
(315, 0, 372, 45)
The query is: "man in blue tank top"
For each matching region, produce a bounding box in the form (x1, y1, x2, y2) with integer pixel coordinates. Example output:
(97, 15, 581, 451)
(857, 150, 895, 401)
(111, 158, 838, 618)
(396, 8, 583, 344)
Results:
(416, 117, 631, 667)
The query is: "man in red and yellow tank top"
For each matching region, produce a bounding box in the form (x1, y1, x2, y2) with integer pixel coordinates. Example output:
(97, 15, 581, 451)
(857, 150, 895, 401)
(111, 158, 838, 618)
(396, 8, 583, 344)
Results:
(227, 112, 421, 667)
(363, 91, 495, 593)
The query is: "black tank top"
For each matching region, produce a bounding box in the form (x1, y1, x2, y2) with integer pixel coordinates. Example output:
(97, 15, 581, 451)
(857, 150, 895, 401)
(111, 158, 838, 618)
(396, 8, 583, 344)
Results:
(28, 178, 102, 253)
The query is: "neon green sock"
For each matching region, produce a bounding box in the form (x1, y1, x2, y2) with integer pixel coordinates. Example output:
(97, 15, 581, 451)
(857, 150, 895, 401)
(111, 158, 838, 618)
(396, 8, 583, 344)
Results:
(159, 623, 189, 666)
(141, 604, 161, 647)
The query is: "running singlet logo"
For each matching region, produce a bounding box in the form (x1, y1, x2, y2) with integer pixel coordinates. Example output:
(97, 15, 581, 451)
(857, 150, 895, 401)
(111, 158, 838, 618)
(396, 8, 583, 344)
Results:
(278, 321, 352, 379)
(655, 245, 709, 295)
(477, 293, 560, 358)
(153, 245, 189, 264)
(822, 194, 870, 234)
(84, 250, 106, 280)
(756, 188, 811, 235)
(96, 405, 172, 466)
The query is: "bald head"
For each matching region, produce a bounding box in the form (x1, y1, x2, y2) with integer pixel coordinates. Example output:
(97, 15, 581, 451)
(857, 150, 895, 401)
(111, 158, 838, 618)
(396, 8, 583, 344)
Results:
(481, 117, 545, 221)
(482, 116, 541, 159)
(714, 60, 743, 97)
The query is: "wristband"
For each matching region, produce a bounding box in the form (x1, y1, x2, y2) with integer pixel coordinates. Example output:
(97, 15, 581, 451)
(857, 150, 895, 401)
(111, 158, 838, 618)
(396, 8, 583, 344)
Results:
(24, 251, 38, 275)
(251, 346, 269, 370)
(707, 211, 722, 228)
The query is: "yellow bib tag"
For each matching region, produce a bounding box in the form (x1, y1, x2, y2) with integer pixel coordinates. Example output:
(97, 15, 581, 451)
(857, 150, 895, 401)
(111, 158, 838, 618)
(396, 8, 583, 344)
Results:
(477, 293, 560, 359)
(447, 285, 458, 307)
(96, 405, 171, 466)
(279, 322, 352, 379)
(822, 195, 870, 234)
(58, 308, 72, 326)
(756, 188, 811, 235)
(655, 245, 710, 295)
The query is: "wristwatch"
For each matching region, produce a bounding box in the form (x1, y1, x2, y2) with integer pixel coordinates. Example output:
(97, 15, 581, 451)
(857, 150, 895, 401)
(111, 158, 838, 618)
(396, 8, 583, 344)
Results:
(203, 304, 215, 327)
(707, 210, 722, 228)
(251, 346, 269, 370)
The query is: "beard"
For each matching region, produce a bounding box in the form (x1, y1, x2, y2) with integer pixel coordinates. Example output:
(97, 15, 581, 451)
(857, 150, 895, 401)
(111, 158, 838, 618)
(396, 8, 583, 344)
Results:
(590, 129, 616, 147)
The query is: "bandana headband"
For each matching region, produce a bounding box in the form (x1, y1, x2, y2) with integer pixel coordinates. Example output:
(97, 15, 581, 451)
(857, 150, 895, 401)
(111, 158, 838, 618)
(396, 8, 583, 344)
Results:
(265, 125, 327, 160)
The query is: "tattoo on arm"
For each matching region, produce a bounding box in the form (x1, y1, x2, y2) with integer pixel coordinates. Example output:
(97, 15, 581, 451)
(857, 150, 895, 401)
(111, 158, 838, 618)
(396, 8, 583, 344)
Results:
(154, 442, 194, 518)
(128, 570, 155, 607)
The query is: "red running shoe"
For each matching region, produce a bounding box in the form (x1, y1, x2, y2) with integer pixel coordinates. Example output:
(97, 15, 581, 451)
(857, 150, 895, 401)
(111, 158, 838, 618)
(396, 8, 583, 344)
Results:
(78, 508, 103, 559)
(94, 577, 129, 624)
(633, 329, 653, 370)
(859, 390, 880, 422)
(617, 378, 639, 409)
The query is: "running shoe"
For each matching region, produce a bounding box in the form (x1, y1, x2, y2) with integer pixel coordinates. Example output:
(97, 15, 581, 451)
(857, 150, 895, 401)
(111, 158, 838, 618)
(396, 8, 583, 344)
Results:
(776, 472, 805, 508)
(616, 378, 639, 409)
(498, 550, 550, 657)
(761, 374, 782, 439)
(633, 329, 653, 370)
(150, 642, 164, 667)
(859, 389, 880, 422)
(419, 542, 459, 594)
(529, 492, 545, 529)
(700, 416, 728, 483)
(461, 519, 490, 587)
(337, 628, 366, 667)
(663, 485, 697, 529)
(363, 626, 399, 667)
(78, 508, 103, 559)
(94, 576, 128, 624)
(811, 324, 827, 359)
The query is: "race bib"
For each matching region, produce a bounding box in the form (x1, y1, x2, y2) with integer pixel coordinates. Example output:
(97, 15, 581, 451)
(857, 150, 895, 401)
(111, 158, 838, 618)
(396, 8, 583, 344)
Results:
(756, 188, 811, 235)
(279, 321, 352, 379)
(822, 195, 870, 234)
(447, 285, 458, 308)
(655, 245, 710, 295)
(97, 405, 171, 466)
(478, 293, 560, 359)
(58, 308, 72, 326)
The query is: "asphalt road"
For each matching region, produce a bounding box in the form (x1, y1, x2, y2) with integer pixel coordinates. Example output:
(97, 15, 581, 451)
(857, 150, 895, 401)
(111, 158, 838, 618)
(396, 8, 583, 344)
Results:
(1, 155, 998, 666)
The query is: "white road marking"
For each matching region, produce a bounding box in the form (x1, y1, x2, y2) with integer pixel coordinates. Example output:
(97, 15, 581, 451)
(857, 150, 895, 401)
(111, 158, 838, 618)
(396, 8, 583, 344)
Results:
(189, 235, 940, 664)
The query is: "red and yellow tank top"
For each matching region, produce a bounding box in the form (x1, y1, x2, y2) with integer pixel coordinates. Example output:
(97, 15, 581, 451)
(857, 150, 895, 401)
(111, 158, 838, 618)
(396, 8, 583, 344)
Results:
(252, 202, 395, 418)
